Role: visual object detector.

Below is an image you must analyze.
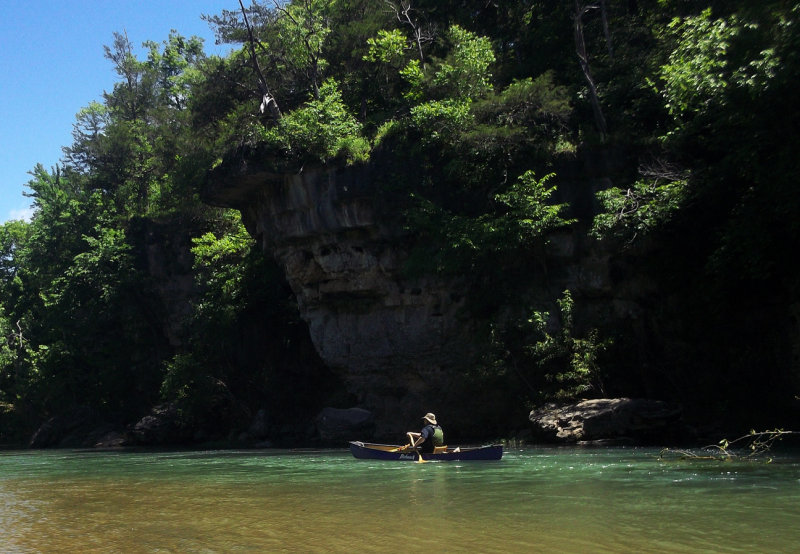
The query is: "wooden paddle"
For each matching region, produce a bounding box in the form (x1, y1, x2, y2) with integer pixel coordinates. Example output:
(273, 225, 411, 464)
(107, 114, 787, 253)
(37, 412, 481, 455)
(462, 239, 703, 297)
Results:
(394, 444, 426, 461)
(404, 431, 430, 463)
(390, 433, 427, 462)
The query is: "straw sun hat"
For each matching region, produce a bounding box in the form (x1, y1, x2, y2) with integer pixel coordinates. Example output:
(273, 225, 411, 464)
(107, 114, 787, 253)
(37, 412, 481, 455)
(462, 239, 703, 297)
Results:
(422, 413, 437, 425)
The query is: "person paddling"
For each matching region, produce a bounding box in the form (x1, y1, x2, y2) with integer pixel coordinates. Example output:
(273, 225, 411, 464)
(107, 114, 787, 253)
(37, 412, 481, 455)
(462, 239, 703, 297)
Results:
(406, 412, 444, 454)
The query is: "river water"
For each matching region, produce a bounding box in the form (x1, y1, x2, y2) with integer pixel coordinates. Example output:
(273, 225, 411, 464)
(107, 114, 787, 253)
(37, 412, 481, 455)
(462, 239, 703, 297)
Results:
(1, 446, 798, 553)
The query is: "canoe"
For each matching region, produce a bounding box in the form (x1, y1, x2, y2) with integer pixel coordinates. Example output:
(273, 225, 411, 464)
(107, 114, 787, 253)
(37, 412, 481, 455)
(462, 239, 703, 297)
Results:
(349, 441, 503, 461)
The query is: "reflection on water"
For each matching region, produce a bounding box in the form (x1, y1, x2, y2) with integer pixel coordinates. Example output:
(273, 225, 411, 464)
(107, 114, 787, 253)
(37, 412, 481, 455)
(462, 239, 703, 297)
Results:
(1, 447, 799, 552)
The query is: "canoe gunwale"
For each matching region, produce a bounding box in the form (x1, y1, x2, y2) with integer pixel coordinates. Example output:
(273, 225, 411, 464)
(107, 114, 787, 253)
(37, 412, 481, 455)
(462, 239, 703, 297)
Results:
(349, 441, 503, 461)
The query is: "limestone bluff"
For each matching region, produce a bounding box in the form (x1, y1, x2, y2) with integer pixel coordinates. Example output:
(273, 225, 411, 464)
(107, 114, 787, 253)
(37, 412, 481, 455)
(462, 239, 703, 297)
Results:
(202, 145, 621, 440)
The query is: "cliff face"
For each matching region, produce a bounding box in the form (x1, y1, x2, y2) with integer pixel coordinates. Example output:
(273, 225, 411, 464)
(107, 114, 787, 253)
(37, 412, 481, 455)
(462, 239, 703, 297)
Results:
(205, 157, 481, 436)
(203, 151, 800, 438)
(202, 147, 691, 440)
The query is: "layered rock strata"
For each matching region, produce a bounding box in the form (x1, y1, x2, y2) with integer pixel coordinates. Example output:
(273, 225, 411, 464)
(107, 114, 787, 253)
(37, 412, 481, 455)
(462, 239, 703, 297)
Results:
(205, 159, 475, 437)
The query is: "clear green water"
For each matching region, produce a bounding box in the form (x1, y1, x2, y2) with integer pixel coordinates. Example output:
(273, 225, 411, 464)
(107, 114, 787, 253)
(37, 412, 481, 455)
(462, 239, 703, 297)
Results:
(1, 446, 798, 553)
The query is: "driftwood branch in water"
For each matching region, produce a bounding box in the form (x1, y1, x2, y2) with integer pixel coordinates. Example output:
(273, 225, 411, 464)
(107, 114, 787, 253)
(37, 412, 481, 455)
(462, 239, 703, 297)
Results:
(660, 429, 798, 462)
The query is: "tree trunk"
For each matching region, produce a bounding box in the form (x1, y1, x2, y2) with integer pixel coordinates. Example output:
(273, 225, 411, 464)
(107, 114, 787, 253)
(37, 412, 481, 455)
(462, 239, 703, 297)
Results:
(574, 1, 608, 141)
(239, 0, 282, 121)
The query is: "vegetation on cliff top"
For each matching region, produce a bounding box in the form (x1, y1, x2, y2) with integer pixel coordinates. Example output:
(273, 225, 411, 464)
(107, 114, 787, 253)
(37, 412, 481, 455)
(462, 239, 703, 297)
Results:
(2, 0, 800, 444)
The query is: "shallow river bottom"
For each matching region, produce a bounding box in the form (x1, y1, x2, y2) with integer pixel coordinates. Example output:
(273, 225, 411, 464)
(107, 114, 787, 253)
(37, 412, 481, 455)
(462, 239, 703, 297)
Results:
(1, 446, 798, 552)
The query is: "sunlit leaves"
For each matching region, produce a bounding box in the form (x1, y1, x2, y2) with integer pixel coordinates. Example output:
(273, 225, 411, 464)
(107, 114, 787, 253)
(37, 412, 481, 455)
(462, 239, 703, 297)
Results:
(431, 25, 495, 100)
(263, 78, 369, 163)
(405, 171, 574, 277)
(526, 290, 610, 402)
(658, 9, 738, 120)
(144, 32, 205, 110)
(494, 171, 575, 244)
(399, 59, 426, 101)
(191, 211, 254, 315)
(409, 99, 472, 142)
(591, 178, 689, 242)
(364, 29, 407, 65)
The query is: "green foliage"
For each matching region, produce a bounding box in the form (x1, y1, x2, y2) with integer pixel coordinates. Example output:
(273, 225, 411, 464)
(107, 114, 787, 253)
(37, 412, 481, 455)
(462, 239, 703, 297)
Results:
(405, 171, 574, 281)
(475, 73, 572, 129)
(0, 166, 167, 420)
(526, 290, 610, 402)
(376, 29, 574, 194)
(4, 0, 800, 443)
(371, 119, 401, 147)
(144, 32, 205, 110)
(494, 172, 577, 243)
(389, 23, 496, 104)
(658, 9, 738, 120)
(62, 102, 110, 173)
(160, 211, 256, 404)
(591, 176, 689, 242)
(0, 219, 29, 291)
(159, 208, 333, 430)
(408, 99, 473, 143)
(431, 25, 495, 99)
(0, 307, 17, 399)
(60, 31, 211, 219)
(478, 289, 610, 407)
(399, 59, 426, 101)
(190, 211, 255, 323)
(263, 78, 369, 163)
(273, 0, 332, 95)
(364, 29, 407, 65)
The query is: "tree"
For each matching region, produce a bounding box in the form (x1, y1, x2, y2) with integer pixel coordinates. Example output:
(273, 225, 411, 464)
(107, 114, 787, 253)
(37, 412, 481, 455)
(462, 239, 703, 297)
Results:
(573, 1, 608, 141)
(262, 78, 369, 163)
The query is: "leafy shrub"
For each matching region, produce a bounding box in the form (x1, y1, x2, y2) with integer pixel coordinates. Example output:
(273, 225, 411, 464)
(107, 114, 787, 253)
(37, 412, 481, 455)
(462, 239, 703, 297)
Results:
(262, 78, 369, 164)
(591, 177, 689, 242)
(526, 290, 610, 402)
(409, 99, 473, 143)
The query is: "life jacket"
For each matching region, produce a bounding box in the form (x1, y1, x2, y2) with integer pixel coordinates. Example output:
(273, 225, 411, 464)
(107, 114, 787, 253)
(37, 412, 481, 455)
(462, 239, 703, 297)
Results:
(431, 425, 444, 446)
(421, 424, 444, 451)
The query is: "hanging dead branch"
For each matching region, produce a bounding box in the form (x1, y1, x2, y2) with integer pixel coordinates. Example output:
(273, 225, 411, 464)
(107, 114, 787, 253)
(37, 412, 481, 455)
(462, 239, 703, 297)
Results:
(238, 0, 281, 120)
(573, 1, 608, 141)
(599, 0, 613, 60)
(384, 1, 436, 67)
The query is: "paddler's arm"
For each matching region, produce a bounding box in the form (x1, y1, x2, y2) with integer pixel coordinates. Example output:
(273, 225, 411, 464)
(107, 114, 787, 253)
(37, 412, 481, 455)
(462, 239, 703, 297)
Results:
(407, 431, 425, 449)
(406, 432, 421, 450)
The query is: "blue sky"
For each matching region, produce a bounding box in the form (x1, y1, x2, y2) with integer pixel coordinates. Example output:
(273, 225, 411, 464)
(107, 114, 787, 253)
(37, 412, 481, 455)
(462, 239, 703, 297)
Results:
(0, 0, 237, 223)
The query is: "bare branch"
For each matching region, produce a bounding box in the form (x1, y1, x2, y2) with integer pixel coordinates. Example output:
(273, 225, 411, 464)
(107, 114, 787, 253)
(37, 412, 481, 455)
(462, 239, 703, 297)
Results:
(238, 0, 281, 120)
(15, 319, 24, 349)
(638, 159, 686, 184)
(573, 1, 607, 141)
(599, 0, 613, 60)
(660, 430, 798, 462)
(384, 1, 435, 67)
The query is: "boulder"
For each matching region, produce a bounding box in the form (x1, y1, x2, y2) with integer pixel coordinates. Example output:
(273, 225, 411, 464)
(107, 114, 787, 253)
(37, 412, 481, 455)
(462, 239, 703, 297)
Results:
(28, 407, 130, 448)
(131, 403, 192, 445)
(92, 429, 131, 448)
(529, 398, 682, 443)
(315, 407, 375, 444)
